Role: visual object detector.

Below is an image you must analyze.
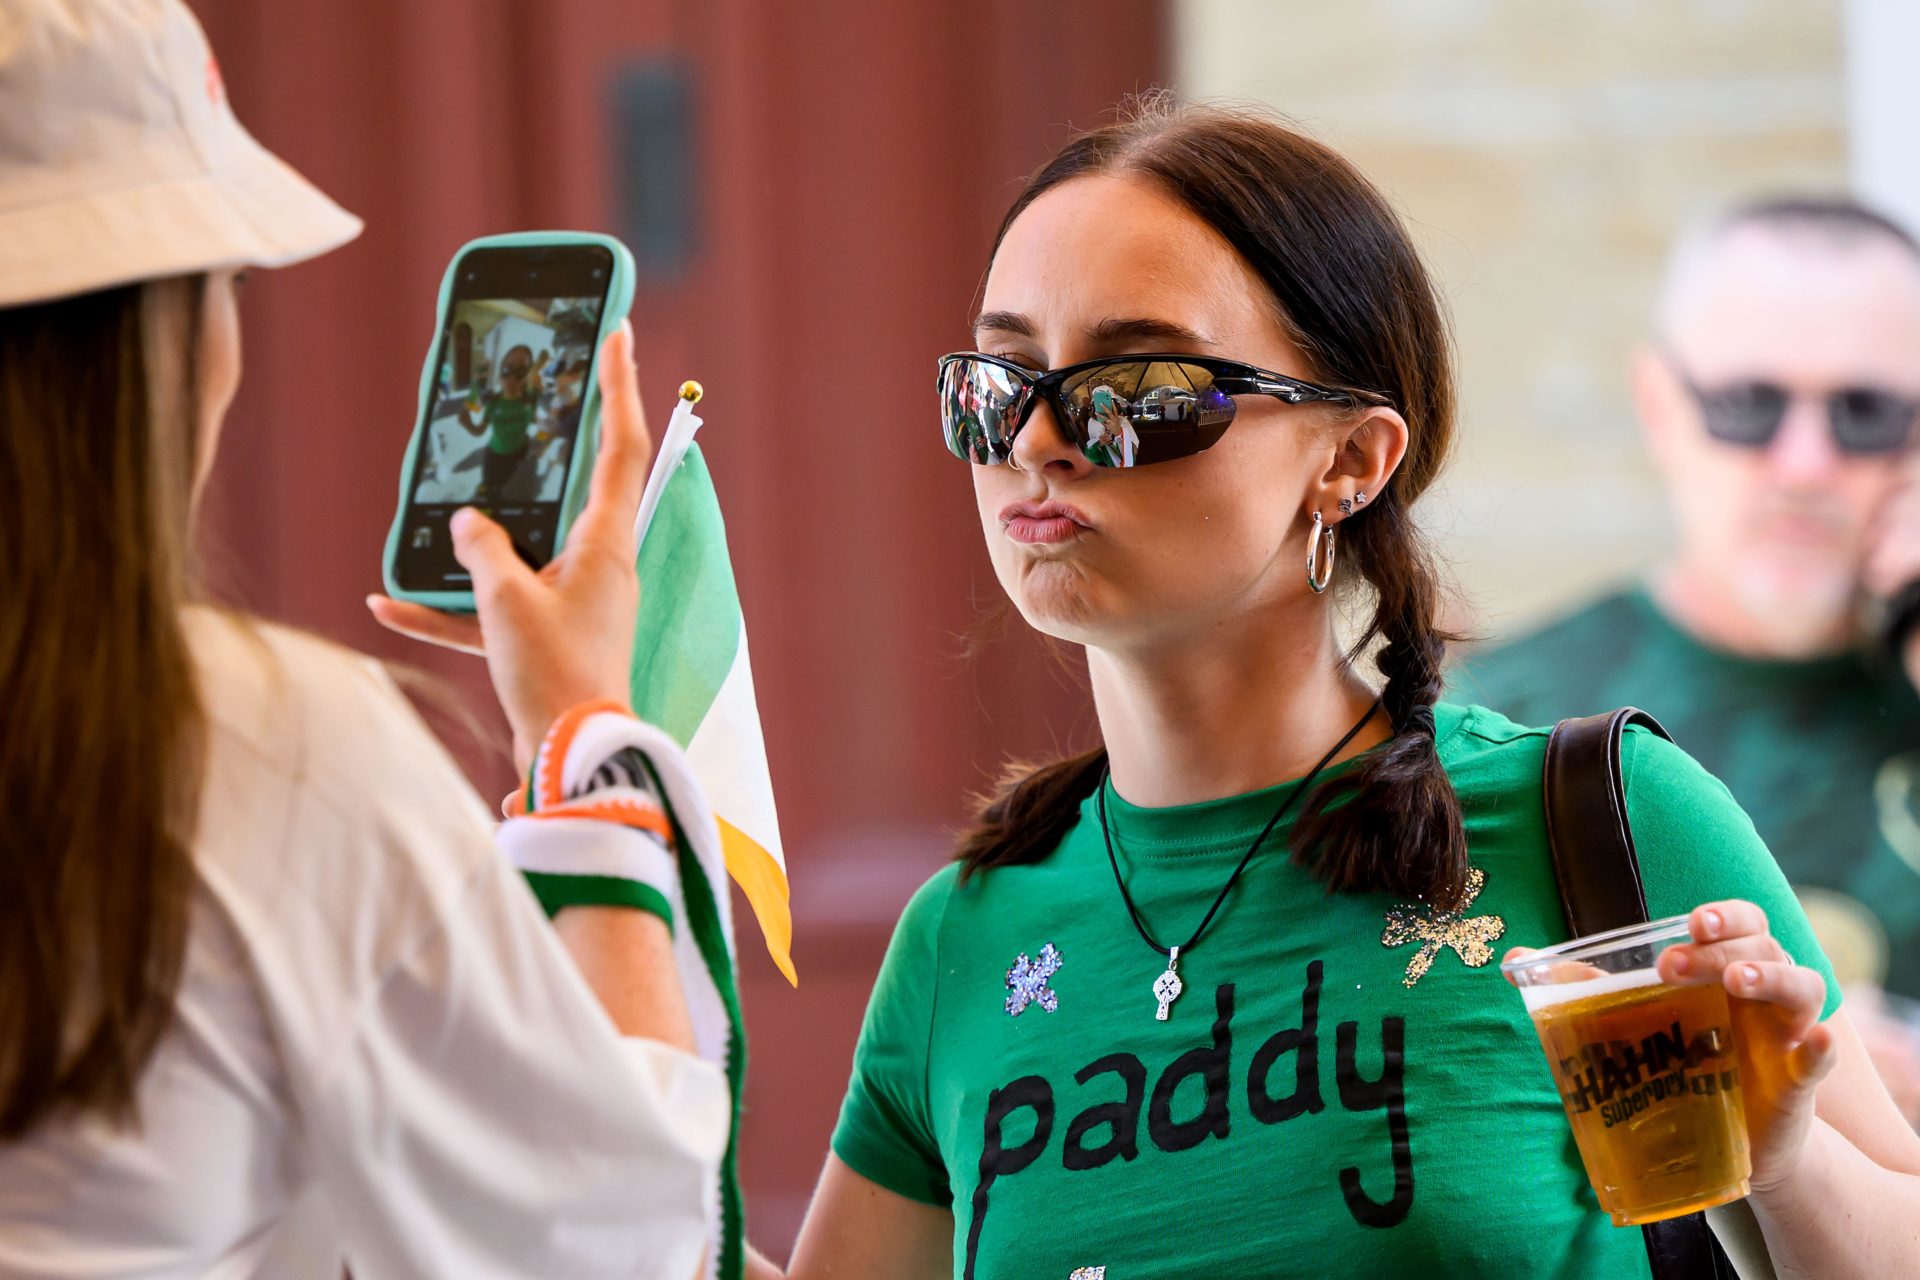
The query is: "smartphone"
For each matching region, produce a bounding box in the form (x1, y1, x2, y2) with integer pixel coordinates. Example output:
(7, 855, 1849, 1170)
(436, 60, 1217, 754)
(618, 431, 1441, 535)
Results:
(383, 231, 636, 610)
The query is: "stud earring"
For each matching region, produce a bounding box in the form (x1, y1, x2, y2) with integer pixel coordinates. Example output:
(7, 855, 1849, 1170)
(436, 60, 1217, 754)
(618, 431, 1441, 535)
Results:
(1338, 497, 1353, 516)
(1354, 491, 1369, 507)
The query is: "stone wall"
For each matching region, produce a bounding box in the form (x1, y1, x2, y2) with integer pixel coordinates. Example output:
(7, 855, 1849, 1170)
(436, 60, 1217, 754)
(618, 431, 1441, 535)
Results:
(1174, 0, 1846, 636)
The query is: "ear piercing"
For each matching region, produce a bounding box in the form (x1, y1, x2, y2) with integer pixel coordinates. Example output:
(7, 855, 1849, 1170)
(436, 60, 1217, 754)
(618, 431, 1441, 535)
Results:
(1355, 491, 1368, 507)
(1307, 511, 1338, 593)
(1337, 492, 1369, 517)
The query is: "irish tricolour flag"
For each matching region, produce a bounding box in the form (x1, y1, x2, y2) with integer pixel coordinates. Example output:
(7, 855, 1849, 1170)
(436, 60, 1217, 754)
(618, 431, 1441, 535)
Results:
(628, 383, 791, 1279)
(630, 383, 795, 987)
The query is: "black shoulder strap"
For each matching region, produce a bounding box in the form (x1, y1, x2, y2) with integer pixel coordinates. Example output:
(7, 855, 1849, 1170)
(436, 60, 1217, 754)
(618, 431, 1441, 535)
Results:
(1543, 709, 1738, 1280)
(1542, 708, 1669, 935)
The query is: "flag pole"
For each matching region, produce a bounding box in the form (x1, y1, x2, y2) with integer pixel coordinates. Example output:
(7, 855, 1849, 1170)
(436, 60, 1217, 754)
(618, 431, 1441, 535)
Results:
(633, 379, 706, 545)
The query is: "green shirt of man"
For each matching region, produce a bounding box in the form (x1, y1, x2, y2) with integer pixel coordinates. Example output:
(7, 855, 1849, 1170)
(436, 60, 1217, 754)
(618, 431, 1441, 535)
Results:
(1458, 586, 1920, 999)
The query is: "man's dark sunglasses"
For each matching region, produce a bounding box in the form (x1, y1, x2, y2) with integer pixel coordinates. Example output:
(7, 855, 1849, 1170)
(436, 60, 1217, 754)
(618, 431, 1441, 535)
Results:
(936, 352, 1382, 469)
(501, 363, 531, 379)
(1674, 362, 1920, 457)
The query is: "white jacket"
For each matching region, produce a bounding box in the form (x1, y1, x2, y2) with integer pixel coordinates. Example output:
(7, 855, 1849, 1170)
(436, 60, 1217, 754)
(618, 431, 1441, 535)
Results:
(0, 610, 729, 1278)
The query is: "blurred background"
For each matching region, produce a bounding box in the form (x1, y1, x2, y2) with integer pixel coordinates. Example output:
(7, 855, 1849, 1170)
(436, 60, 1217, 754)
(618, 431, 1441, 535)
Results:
(185, 0, 1918, 1255)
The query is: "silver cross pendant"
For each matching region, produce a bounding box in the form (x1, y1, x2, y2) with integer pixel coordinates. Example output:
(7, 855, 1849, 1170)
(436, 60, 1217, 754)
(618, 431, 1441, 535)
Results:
(1152, 945, 1184, 1021)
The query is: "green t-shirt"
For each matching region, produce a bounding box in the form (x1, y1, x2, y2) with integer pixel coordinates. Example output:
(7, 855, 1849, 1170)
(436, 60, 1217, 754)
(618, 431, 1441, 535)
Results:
(481, 394, 536, 455)
(831, 703, 1838, 1280)
(1454, 586, 1920, 1000)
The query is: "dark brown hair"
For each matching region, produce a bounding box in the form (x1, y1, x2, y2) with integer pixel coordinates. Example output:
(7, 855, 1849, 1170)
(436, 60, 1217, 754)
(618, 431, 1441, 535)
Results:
(955, 98, 1469, 906)
(0, 277, 208, 1137)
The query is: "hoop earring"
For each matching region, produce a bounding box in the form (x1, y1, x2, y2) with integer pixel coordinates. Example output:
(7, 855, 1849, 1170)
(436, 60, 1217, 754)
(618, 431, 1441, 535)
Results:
(1007, 450, 1024, 471)
(1306, 511, 1337, 594)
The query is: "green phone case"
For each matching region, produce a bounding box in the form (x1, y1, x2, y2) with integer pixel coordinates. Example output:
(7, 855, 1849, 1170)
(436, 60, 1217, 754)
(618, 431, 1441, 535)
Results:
(382, 230, 636, 612)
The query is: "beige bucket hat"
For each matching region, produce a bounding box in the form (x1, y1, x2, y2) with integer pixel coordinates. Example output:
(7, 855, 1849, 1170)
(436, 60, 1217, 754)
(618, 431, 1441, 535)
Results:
(0, 0, 361, 309)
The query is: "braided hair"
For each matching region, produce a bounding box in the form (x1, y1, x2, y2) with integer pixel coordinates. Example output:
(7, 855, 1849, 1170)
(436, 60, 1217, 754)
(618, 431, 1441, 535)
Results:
(955, 96, 1468, 906)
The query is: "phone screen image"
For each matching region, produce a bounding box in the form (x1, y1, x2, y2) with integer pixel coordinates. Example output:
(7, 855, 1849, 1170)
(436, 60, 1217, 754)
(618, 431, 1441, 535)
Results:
(392, 243, 615, 593)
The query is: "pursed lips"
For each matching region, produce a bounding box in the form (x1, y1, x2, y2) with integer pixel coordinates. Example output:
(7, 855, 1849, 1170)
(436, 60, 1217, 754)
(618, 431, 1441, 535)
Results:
(1001, 499, 1093, 545)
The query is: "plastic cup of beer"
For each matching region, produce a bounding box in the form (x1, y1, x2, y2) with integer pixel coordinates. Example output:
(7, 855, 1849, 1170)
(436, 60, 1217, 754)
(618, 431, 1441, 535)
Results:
(1502, 915, 1750, 1226)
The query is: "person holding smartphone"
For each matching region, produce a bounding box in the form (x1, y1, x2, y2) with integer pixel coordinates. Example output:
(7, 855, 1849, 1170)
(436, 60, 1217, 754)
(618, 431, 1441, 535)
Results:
(1084, 383, 1136, 467)
(0, 2, 723, 1277)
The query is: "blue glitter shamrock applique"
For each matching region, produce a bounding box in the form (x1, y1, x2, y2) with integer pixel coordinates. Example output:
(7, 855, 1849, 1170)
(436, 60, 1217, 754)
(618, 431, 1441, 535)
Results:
(1004, 943, 1064, 1016)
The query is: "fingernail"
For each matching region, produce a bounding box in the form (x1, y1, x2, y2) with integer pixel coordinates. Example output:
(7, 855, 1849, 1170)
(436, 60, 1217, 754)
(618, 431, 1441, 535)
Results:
(451, 507, 477, 536)
(1670, 950, 1691, 976)
(363, 594, 381, 610)
(1702, 909, 1723, 938)
(1741, 964, 1761, 988)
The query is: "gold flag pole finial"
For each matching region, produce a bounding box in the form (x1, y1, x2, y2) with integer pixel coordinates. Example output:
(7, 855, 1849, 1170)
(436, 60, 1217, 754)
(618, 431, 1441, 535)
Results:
(678, 379, 704, 404)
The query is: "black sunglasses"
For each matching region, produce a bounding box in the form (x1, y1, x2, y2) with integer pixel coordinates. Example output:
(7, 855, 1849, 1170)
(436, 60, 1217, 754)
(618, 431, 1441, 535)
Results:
(936, 352, 1380, 469)
(1673, 362, 1919, 458)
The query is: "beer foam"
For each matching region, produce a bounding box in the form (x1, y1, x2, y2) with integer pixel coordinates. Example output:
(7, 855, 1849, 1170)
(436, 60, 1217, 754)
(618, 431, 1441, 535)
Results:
(1518, 967, 1665, 1014)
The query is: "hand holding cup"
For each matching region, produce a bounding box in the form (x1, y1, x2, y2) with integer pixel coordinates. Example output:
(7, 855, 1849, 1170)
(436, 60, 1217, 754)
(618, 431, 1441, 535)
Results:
(1648, 900, 1836, 1192)
(1501, 903, 1831, 1224)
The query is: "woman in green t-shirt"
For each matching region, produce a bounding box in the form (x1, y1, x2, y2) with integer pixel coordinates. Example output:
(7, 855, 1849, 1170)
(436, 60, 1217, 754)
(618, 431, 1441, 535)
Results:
(461, 343, 540, 500)
(745, 101, 1920, 1280)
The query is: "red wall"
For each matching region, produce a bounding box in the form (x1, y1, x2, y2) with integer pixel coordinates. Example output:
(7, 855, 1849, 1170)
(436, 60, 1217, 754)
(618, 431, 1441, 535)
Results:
(190, 0, 1166, 1255)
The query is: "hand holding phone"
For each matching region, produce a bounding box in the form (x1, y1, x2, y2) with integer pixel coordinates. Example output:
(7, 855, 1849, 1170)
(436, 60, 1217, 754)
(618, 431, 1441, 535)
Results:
(369, 321, 654, 770)
(384, 232, 635, 610)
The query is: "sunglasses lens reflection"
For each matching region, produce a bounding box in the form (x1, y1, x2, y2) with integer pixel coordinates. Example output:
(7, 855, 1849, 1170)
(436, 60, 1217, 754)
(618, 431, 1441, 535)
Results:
(936, 357, 1253, 468)
(1061, 361, 1236, 468)
(939, 358, 1028, 464)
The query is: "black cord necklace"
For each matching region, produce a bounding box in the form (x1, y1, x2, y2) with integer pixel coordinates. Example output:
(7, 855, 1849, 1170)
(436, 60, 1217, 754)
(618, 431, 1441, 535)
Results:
(1099, 698, 1382, 1022)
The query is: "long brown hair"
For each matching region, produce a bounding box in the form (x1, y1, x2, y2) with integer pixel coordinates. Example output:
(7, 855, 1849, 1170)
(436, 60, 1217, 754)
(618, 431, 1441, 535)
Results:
(0, 277, 209, 1138)
(956, 98, 1469, 906)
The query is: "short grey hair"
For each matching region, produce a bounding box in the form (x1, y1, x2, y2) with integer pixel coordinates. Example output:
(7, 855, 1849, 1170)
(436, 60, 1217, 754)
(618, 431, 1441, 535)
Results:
(1656, 194, 1920, 339)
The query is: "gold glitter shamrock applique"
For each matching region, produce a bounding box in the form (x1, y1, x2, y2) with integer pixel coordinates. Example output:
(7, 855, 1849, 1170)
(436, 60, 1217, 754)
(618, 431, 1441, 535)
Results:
(1381, 866, 1506, 988)
(1069, 1269, 1107, 1280)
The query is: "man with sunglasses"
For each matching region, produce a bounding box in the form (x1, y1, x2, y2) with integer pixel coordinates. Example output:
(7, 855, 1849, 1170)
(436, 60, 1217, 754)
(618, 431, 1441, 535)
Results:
(1458, 196, 1920, 1119)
